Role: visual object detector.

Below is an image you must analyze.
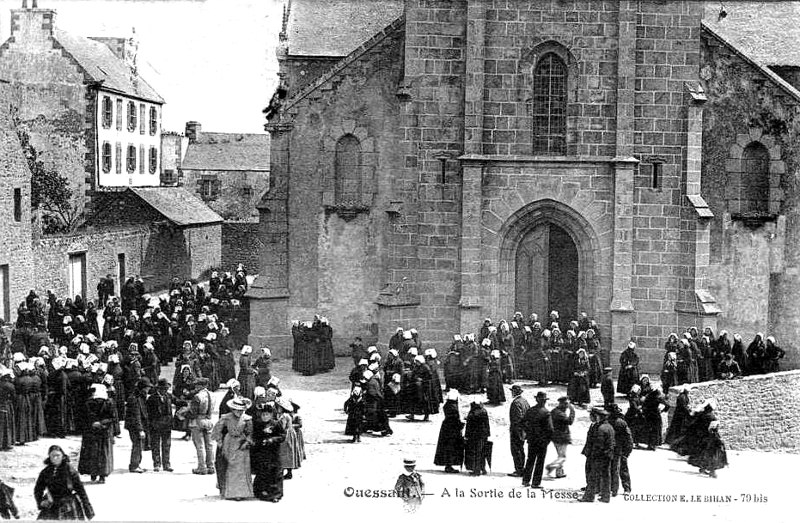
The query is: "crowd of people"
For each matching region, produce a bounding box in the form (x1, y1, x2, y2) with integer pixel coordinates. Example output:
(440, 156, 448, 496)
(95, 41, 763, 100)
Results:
(658, 329, 786, 390)
(291, 318, 335, 376)
(0, 264, 314, 517)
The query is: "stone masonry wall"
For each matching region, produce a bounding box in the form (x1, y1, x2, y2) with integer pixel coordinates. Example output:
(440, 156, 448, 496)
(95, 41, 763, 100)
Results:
(0, 85, 34, 322)
(669, 370, 800, 452)
(181, 168, 269, 221)
(221, 222, 260, 274)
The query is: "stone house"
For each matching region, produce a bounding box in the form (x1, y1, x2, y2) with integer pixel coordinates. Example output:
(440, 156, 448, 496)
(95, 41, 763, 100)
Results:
(252, 0, 800, 371)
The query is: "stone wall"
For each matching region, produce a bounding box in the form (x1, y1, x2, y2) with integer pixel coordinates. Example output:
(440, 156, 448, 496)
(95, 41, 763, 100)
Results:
(669, 370, 800, 452)
(34, 226, 150, 301)
(186, 224, 222, 280)
(221, 222, 260, 274)
(0, 85, 34, 322)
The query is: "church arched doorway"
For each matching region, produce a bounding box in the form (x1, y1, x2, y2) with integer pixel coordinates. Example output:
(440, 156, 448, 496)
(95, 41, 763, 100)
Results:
(514, 222, 579, 326)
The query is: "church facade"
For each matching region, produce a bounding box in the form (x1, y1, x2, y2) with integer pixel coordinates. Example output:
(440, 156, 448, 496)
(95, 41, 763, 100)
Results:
(251, 0, 800, 371)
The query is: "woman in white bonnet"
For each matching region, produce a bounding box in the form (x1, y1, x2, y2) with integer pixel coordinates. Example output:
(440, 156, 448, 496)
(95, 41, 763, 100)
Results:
(237, 345, 257, 401)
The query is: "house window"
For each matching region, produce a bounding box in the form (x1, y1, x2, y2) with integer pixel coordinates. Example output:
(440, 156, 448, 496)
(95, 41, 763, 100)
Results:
(162, 169, 175, 184)
(199, 178, 220, 200)
(115, 142, 122, 174)
(139, 145, 145, 174)
(101, 96, 113, 129)
(242, 186, 253, 198)
(13, 188, 22, 222)
(139, 103, 145, 134)
(149, 147, 157, 174)
(101, 142, 112, 173)
(127, 101, 137, 132)
(149, 106, 158, 135)
(116, 99, 123, 130)
(334, 134, 362, 206)
(532, 53, 567, 155)
(741, 142, 770, 213)
(126, 144, 136, 173)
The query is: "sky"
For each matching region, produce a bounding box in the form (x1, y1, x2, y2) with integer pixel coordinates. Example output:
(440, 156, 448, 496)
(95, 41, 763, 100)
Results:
(0, 0, 284, 134)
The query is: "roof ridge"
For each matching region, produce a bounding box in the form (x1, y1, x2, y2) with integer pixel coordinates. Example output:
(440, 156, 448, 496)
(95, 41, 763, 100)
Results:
(701, 21, 800, 103)
(280, 14, 404, 114)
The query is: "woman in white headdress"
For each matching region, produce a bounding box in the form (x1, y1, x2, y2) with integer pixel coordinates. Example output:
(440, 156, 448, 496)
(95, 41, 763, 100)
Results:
(77, 384, 115, 483)
(237, 345, 257, 401)
(0, 368, 15, 450)
(434, 389, 464, 473)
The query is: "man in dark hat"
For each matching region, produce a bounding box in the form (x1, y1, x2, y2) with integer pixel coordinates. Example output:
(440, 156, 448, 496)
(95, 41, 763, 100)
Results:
(607, 403, 633, 496)
(188, 377, 215, 475)
(125, 378, 152, 473)
(581, 406, 615, 503)
(507, 385, 529, 477)
(146, 377, 175, 472)
(521, 391, 553, 488)
(601, 367, 615, 407)
(547, 396, 575, 479)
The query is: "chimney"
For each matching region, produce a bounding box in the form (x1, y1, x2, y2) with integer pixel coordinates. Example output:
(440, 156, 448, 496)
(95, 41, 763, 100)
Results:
(185, 121, 202, 144)
(11, 2, 56, 41)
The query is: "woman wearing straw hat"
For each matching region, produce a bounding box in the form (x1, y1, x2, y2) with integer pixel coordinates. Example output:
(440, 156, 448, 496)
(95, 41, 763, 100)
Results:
(212, 396, 254, 500)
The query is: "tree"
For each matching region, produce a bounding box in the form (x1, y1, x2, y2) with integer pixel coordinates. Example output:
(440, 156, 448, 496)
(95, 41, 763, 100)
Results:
(16, 129, 80, 233)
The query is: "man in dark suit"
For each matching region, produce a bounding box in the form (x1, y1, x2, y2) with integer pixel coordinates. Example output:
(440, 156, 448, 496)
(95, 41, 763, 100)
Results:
(521, 391, 553, 488)
(146, 378, 175, 472)
(125, 378, 151, 473)
(507, 384, 529, 477)
(581, 406, 616, 503)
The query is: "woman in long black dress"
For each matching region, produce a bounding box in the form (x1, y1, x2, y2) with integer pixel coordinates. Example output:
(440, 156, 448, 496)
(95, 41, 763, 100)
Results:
(666, 387, 690, 446)
(463, 401, 490, 476)
(485, 350, 506, 405)
(641, 385, 670, 450)
(433, 389, 464, 473)
(567, 348, 590, 406)
(251, 403, 286, 502)
(344, 386, 365, 443)
(34, 445, 94, 520)
(78, 384, 115, 483)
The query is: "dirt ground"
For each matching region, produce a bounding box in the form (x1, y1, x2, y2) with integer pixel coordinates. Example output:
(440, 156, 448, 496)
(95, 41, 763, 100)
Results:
(1, 356, 795, 523)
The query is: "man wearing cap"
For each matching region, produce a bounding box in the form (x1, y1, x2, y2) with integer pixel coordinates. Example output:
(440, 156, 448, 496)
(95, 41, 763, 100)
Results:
(547, 396, 575, 479)
(521, 391, 553, 488)
(507, 385, 529, 477)
(125, 378, 152, 473)
(581, 406, 615, 503)
(146, 378, 175, 472)
(188, 377, 215, 475)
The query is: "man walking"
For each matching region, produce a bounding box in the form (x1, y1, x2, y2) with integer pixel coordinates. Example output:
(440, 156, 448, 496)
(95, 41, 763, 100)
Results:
(507, 385, 529, 477)
(188, 377, 215, 475)
(608, 403, 633, 496)
(546, 396, 575, 478)
(146, 378, 175, 472)
(581, 406, 615, 503)
(521, 391, 553, 488)
(125, 378, 151, 473)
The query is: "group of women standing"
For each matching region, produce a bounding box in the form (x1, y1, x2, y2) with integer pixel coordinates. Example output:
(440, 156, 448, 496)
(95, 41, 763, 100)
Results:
(290, 317, 335, 376)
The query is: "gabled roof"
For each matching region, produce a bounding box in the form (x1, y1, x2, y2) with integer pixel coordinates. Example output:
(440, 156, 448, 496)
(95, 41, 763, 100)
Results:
(129, 187, 222, 226)
(702, 1, 800, 68)
(182, 133, 270, 172)
(284, 0, 402, 57)
(701, 21, 800, 104)
(54, 29, 164, 104)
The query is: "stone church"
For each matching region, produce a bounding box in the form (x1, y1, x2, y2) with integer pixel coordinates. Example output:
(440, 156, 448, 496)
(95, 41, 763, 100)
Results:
(250, 0, 800, 371)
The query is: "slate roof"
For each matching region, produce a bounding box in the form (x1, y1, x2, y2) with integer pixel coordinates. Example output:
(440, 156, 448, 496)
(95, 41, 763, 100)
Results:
(702, 1, 800, 67)
(285, 0, 402, 57)
(129, 187, 222, 226)
(54, 29, 164, 103)
(182, 133, 270, 172)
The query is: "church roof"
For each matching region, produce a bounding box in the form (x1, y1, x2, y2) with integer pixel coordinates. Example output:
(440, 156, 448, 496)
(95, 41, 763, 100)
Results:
(702, 1, 800, 67)
(182, 133, 270, 172)
(701, 22, 800, 103)
(128, 187, 222, 226)
(284, 0, 402, 57)
(54, 28, 164, 103)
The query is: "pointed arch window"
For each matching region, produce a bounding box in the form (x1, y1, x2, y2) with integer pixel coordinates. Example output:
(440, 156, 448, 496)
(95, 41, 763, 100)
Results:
(532, 53, 567, 155)
(334, 134, 362, 206)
